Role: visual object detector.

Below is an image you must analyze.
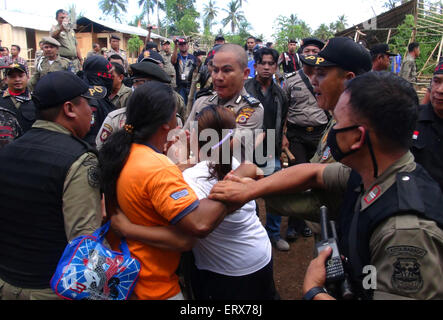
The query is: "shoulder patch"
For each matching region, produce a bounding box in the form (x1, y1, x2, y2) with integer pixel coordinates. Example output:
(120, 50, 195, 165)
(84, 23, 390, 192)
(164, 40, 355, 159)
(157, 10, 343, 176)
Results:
(242, 95, 260, 107)
(170, 189, 189, 200)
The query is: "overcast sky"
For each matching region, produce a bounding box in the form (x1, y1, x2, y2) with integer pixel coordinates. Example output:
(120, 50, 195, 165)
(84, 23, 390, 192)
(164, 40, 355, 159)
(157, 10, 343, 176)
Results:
(4, 0, 389, 41)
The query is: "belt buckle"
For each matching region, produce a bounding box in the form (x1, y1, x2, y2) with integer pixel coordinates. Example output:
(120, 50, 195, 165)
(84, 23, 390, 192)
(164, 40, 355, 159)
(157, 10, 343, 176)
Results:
(306, 127, 314, 133)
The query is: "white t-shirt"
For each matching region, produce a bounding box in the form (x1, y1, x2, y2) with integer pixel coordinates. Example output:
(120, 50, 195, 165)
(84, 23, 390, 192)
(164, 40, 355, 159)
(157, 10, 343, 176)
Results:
(183, 158, 272, 276)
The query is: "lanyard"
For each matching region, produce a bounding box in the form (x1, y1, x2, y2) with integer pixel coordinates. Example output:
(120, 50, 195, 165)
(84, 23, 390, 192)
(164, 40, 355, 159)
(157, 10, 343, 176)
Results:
(179, 54, 189, 73)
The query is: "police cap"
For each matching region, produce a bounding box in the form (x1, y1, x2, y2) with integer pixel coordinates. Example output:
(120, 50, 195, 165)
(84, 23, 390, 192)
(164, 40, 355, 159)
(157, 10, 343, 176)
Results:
(370, 44, 397, 57)
(32, 71, 106, 110)
(83, 55, 114, 79)
(6, 63, 27, 76)
(300, 37, 372, 74)
(129, 61, 171, 83)
(41, 36, 61, 47)
(215, 35, 225, 41)
(300, 37, 324, 50)
(110, 34, 121, 41)
(161, 39, 171, 45)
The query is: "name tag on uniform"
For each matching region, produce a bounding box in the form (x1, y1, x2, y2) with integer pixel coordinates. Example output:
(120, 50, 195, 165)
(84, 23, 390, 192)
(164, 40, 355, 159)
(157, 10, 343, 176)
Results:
(171, 189, 189, 200)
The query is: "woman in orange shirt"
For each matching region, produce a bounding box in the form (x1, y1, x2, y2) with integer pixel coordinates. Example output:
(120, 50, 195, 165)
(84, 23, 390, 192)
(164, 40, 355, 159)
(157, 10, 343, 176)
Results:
(99, 81, 232, 300)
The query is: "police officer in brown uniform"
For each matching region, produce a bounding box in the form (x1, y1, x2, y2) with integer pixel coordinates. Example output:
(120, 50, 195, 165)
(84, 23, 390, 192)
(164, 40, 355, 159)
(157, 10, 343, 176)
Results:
(105, 35, 129, 72)
(284, 38, 328, 240)
(50, 9, 83, 73)
(184, 44, 264, 162)
(210, 72, 443, 300)
(160, 40, 176, 89)
(0, 71, 105, 300)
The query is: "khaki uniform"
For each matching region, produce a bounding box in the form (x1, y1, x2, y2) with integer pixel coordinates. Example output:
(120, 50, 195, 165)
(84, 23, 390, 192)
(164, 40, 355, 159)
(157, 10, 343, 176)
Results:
(0, 120, 102, 300)
(29, 56, 74, 91)
(184, 88, 264, 162)
(50, 24, 81, 72)
(96, 92, 185, 150)
(310, 118, 336, 164)
(160, 51, 176, 88)
(322, 152, 443, 300)
(106, 48, 129, 71)
(398, 54, 417, 84)
(110, 84, 132, 110)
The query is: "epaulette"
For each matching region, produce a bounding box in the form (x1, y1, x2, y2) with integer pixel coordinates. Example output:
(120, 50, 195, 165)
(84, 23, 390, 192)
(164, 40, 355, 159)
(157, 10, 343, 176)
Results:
(108, 107, 127, 119)
(285, 72, 297, 79)
(242, 94, 260, 107)
(195, 89, 215, 101)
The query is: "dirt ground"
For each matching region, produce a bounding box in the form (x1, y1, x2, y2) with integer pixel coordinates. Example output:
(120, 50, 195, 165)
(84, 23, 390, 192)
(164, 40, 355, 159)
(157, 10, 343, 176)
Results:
(257, 199, 314, 300)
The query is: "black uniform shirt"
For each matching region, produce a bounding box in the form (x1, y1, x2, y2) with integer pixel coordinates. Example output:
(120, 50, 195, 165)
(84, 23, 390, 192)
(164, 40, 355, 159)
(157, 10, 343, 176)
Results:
(411, 103, 443, 191)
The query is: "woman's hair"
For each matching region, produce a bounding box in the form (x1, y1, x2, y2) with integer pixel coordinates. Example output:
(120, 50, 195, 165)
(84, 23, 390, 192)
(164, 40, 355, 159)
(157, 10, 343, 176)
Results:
(99, 81, 177, 208)
(196, 105, 236, 181)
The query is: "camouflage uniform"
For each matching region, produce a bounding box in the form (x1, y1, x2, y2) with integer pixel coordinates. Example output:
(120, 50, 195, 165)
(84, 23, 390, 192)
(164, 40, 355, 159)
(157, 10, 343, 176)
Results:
(29, 56, 74, 91)
(0, 106, 22, 148)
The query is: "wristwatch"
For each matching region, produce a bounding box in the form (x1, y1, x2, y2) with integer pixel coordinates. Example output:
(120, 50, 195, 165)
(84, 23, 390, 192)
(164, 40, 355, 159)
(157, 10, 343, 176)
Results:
(302, 286, 328, 300)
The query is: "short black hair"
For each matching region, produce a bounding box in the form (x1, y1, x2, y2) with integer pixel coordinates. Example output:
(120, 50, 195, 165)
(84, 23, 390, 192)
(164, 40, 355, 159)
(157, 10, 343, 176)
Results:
(408, 42, 419, 52)
(108, 54, 124, 63)
(93, 43, 100, 49)
(254, 47, 279, 64)
(111, 62, 125, 76)
(56, 9, 67, 19)
(345, 71, 418, 151)
(11, 45, 20, 52)
(247, 36, 255, 41)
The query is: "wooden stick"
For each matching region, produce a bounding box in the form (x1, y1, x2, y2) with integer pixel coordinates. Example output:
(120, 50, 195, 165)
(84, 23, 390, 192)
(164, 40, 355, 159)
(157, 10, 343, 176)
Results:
(437, 35, 443, 67)
(418, 42, 440, 77)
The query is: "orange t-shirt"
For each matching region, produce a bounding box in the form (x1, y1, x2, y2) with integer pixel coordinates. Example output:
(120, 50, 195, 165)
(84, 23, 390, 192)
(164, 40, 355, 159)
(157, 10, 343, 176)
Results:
(109, 143, 199, 300)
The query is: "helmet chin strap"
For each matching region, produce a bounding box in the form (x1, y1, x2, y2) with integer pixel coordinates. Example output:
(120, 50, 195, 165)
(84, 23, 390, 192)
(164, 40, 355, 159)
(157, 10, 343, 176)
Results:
(365, 130, 379, 178)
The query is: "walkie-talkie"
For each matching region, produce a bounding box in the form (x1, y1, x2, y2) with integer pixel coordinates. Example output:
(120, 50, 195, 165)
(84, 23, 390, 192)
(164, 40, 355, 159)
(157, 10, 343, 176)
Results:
(315, 206, 345, 283)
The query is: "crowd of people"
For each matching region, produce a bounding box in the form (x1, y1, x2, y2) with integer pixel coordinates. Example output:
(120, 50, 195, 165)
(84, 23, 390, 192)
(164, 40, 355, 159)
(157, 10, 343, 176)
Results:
(0, 8, 442, 301)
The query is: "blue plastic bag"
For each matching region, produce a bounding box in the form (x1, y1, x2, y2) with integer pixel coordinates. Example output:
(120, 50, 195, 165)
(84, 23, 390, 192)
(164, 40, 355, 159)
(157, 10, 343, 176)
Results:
(50, 221, 140, 300)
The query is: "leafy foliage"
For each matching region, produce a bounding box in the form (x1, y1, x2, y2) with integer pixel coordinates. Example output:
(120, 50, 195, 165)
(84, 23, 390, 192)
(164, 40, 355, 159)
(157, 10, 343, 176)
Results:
(98, 0, 128, 23)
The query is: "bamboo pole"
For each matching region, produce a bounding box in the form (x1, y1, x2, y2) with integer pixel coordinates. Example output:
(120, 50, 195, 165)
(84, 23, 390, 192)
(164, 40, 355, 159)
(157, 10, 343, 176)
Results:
(386, 28, 392, 44)
(417, 42, 439, 77)
(437, 35, 443, 67)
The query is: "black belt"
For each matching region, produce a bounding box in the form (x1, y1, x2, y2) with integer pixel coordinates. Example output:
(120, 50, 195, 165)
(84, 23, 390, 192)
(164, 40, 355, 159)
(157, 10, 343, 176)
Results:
(287, 122, 327, 133)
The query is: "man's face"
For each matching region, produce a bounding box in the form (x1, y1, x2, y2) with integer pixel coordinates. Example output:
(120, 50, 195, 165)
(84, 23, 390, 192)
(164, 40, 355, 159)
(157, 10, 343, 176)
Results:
(414, 47, 421, 58)
(247, 39, 255, 51)
(110, 39, 120, 50)
(112, 69, 123, 90)
(11, 46, 19, 57)
(178, 42, 189, 54)
(311, 66, 347, 111)
(212, 51, 248, 100)
(7, 70, 28, 92)
(331, 91, 363, 166)
(215, 40, 225, 45)
(94, 45, 100, 53)
(431, 74, 443, 114)
(1, 48, 8, 57)
(378, 54, 391, 71)
(43, 44, 58, 60)
(73, 97, 92, 139)
(132, 77, 150, 89)
(162, 43, 171, 53)
(288, 42, 297, 53)
(57, 12, 68, 25)
(255, 54, 277, 80)
(302, 45, 321, 56)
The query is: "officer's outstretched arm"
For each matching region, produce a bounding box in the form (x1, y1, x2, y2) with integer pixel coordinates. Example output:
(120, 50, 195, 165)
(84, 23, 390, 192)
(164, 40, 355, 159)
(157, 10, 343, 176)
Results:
(209, 163, 327, 205)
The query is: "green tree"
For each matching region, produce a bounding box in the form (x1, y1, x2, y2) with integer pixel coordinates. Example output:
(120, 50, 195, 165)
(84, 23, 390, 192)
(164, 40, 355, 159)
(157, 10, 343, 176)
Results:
(164, 0, 200, 35)
(127, 34, 144, 59)
(221, 0, 246, 33)
(138, 0, 155, 25)
(272, 14, 312, 53)
(203, 0, 219, 31)
(98, 0, 128, 23)
(313, 23, 334, 41)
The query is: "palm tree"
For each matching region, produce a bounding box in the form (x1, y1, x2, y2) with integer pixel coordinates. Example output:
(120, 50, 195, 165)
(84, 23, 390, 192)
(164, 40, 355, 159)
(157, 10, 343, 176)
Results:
(99, 0, 128, 23)
(335, 15, 348, 33)
(203, 0, 219, 31)
(314, 23, 334, 41)
(221, 0, 246, 34)
(154, 0, 165, 29)
(138, 0, 155, 25)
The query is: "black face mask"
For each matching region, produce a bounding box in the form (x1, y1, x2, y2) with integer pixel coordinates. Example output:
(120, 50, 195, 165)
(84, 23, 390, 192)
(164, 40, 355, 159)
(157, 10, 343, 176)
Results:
(327, 125, 360, 162)
(326, 124, 379, 178)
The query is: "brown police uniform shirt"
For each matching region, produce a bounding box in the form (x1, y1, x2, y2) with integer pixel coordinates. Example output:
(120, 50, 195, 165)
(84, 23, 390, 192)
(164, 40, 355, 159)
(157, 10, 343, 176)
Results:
(30, 56, 74, 91)
(310, 118, 336, 164)
(284, 71, 328, 127)
(32, 120, 102, 241)
(160, 51, 176, 88)
(105, 48, 129, 71)
(110, 84, 132, 110)
(50, 24, 78, 59)
(323, 152, 443, 300)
